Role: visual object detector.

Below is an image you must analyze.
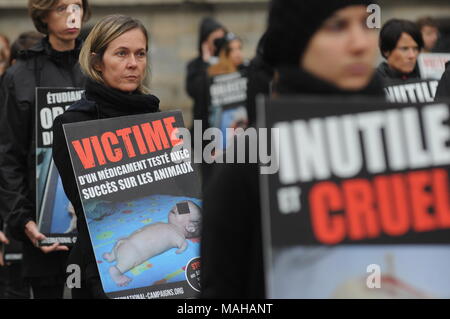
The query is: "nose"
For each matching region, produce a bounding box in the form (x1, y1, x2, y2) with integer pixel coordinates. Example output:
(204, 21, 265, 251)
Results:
(349, 24, 371, 54)
(407, 48, 417, 59)
(127, 54, 138, 68)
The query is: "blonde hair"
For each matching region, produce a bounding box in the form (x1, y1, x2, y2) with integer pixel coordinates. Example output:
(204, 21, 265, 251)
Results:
(79, 14, 150, 93)
(28, 0, 91, 34)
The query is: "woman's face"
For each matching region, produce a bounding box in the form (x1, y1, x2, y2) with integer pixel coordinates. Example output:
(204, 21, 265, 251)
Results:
(44, 0, 84, 42)
(421, 25, 438, 52)
(301, 6, 378, 90)
(99, 28, 148, 92)
(386, 32, 420, 74)
(228, 39, 243, 67)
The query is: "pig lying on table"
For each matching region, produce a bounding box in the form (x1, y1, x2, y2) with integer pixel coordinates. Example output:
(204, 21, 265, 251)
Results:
(103, 200, 201, 286)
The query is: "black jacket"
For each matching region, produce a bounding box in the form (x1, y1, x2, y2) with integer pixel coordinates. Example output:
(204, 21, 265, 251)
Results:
(0, 37, 84, 278)
(200, 68, 384, 299)
(186, 18, 224, 130)
(52, 79, 160, 296)
(435, 62, 450, 100)
(376, 61, 421, 85)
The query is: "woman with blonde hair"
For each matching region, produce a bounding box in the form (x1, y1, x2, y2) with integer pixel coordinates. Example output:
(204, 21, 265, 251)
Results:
(52, 14, 160, 298)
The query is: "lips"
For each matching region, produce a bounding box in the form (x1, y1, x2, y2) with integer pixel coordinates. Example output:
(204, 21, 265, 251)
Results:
(125, 75, 138, 81)
(66, 28, 79, 33)
(346, 64, 370, 76)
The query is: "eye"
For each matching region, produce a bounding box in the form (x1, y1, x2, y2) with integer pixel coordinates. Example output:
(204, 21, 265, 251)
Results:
(136, 51, 147, 58)
(324, 19, 347, 32)
(55, 5, 67, 14)
(116, 50, 127, 57)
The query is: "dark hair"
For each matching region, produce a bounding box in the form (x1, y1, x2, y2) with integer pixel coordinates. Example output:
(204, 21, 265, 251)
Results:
(262, 0, 375, 68)
(379, 19, 424, 59)
(29, 0, 91, 34)
(213, 32, 240, 57)
(417, 16, 439, 30)
(9, 31, 44, 64)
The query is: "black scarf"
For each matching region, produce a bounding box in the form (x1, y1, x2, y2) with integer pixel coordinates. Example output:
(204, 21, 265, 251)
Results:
(376, 62, 421, 81)
(42, 36, 82, 68)
(85, 78, 160, 119)
(275, 67, 385, 97)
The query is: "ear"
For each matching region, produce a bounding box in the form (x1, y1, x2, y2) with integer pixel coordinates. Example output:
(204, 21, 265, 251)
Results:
(92, 53, 103, 73)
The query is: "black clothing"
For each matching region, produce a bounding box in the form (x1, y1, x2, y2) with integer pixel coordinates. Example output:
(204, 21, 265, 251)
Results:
(186, 17, 224, 129)
(435, 62, 450, 100)
(52, 79, 160, 298)
(0, 37, 84, 283)
(186, 58, 209, 127)
(376, 61, 421, 84)
(263, 0, 375, 68)
(200, 69, 384, 299)
(246, 33, 274, 125)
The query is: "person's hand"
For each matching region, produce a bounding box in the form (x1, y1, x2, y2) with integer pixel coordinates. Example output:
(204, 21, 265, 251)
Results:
(24, 221, 69, 253)
(0, 231, 9, 267)
(201, 42, 212, 63)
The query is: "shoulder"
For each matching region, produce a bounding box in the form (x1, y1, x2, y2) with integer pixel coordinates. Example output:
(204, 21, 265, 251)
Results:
(54, 98, 97, 128)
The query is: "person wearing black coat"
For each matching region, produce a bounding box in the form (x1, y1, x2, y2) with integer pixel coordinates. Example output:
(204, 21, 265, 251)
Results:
(200, 0, 383, 299)
(186, 17, 226, 129)
(0, 0, 91, 298)
(376, 19, 424, 85)
(435, 62, 450, 100)
(52, 15, 160, 299)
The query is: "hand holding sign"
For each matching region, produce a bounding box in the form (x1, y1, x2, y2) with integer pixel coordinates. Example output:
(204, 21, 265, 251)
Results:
(25, 221, 69, 253)
(0, 231, 9, 266)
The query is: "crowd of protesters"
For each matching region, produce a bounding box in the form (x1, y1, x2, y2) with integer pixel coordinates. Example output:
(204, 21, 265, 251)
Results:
(0, 0, 449, 299)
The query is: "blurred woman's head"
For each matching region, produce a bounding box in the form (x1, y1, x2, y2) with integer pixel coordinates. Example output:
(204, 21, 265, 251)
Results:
(9, 31, 44, 65)
(379, 19, 423, 74)
(263, 0, 378, 91)
(79, 15, 149, 93)
(0, 34, 10, 75)
(208, 32, 244, 76)
(417, 17, 439, 53)
(214, 33, 244, 68)
(29, 0, 91, 43)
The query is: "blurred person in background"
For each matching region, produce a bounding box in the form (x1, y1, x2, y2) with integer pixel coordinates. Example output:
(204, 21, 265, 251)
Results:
(0, 34, 10, 76)
(207, 32, 246, 76)
(8, 31, 44, 66)
(417, 17, 440, 53)
(377, 19, 423, 82)
(0, 30, 44, 300)
(186, 17, 226, 129)
(201, 0, 383, 298)
(245, 32, 274, 125)
(435, 61, 450, 99)
(196, 32, 249, 186)
(0, 0, 91, 299)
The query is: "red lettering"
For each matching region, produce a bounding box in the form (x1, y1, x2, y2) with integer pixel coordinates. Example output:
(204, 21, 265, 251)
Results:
(409, 171, 436, 232)
(131, 125, 148, 155)
(309, 182, 345, 245)
(101, 132, 122, 162)
(374, 175, 410, 236)
(116, 127, 136, 158)
(343, 179, 380, 241)
(140, 121, 170, 152)
(90, 136, 106, 166)
(163, 116, 182, 146)
(71, 138, 95, 169)
(433, 169, 450, 228)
